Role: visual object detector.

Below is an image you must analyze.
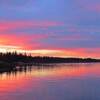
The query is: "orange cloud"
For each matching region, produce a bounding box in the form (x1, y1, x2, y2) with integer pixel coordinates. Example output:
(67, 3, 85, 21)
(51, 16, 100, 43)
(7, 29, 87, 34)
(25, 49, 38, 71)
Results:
(0, 33, 99, 58)
(0, 33, 48, 50)
(0, 33, 100, 58)
(0, 21, 99, 58)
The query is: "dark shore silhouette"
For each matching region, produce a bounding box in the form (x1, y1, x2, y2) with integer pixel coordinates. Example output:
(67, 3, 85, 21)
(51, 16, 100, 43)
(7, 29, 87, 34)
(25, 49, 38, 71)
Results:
(0, 52, 100, 73)
(0, 52, 100, 63)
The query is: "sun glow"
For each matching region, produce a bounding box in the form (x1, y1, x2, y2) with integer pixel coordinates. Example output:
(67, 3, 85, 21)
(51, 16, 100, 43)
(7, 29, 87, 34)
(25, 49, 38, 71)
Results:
(0, 44, 99, 58)
(0, 45, 64, 56)
(0, 45, 21, 53)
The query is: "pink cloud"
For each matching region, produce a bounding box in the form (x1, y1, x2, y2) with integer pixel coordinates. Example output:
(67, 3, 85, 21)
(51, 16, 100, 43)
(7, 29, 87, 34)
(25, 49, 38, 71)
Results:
(0, 33, 49, 50)
(0, 20, 63, 32)
(58, 48, 100, 58)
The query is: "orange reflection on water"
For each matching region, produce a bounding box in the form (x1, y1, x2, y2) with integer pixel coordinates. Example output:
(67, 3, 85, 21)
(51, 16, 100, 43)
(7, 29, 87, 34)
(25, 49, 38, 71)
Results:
(0, 71, 39, 93)
(0, 63, 100, 93)
(28, 63, 100, 78)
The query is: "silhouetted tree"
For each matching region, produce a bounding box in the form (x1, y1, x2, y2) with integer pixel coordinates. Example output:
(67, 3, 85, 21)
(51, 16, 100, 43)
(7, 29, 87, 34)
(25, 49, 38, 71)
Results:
(0, 52, 99, 64)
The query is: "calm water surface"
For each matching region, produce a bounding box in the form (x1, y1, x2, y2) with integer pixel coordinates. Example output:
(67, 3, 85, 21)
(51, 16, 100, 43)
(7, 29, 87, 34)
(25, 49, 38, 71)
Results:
(0, 63, 100, 100)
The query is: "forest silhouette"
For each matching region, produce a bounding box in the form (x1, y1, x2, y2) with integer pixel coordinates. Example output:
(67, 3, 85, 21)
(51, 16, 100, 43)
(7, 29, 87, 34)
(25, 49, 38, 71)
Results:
(0, 52, 100, 63)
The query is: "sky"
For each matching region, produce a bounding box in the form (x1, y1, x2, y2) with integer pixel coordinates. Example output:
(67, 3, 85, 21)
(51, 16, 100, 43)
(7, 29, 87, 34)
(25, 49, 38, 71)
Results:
(0, 0, 100, 58)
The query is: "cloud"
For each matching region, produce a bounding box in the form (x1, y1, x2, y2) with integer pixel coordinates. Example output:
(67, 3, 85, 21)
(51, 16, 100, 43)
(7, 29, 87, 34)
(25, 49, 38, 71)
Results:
(0, 20, 63, 32)
(76, 0, 100, 12)
(56, 48, 100, 58)
(0, 44, 100, 58)
(85, 4, 100, 12)
(0, 33, 48, 50)
(0, 20, 63, 50)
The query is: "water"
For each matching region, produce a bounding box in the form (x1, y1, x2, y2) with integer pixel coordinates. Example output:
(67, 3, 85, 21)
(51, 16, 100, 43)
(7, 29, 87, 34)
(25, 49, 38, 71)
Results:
(0, 63, 100, 100)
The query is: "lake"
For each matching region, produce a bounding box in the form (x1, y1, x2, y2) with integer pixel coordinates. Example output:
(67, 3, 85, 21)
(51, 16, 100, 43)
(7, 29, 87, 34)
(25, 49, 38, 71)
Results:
(0, 63, 100, 100)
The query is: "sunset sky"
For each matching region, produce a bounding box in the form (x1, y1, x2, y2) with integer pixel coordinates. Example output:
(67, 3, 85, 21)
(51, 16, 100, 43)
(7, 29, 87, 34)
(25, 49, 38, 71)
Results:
(0, 0, 100, 58)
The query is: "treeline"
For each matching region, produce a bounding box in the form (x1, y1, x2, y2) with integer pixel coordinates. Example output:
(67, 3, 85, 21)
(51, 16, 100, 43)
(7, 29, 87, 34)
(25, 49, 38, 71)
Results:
(0, 52, 100, 63)
(0, 52, 33, 63)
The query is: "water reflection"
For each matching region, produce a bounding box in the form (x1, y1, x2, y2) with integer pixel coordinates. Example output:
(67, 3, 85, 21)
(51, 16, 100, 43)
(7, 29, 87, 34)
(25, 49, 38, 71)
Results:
(0, 63, 100, 100)
(0, 63, 100, 78)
